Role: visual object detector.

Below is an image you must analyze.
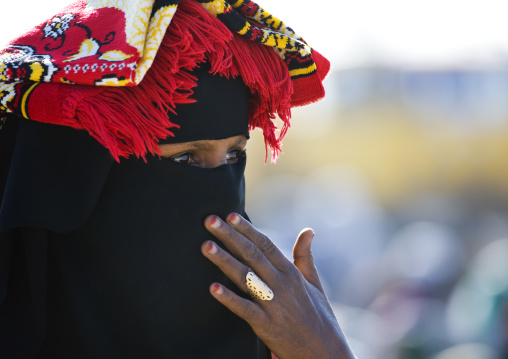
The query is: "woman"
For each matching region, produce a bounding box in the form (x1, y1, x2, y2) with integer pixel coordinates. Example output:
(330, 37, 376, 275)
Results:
(0, 0, 356, 358)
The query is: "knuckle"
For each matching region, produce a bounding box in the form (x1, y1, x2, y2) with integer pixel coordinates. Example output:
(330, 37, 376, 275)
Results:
(258, 236, 276, 254)
(256, 323, 276, 339)
(242, 226, 255, 239)
(241, 302, 257, 320)
(220, 251, 235, 266)
(243, 224, 263, 240)
(217, 224, 238, 242)
(282, 263, 302, 282)
(243, 245, 262, 263)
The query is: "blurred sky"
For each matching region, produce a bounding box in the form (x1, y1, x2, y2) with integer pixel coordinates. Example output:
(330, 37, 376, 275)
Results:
(2, 0, 508, 69)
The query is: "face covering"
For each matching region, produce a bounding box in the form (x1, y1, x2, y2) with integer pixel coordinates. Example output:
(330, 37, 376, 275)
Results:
(44, 151, 256, 358)
(0, 64, 270, 358)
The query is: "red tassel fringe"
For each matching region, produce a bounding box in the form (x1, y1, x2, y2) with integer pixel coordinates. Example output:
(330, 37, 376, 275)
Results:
(60, 0, 293, 162)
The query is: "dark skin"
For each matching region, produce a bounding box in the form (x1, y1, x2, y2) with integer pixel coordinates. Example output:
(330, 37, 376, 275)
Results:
(201, 214, 356, 359)
(160, 136, 356, 358)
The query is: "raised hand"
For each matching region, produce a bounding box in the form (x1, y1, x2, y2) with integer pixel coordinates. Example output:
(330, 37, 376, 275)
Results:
(201, 213, 356, 359)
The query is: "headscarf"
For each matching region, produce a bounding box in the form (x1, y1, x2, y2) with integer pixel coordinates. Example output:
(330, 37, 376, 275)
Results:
(0, 0, 330, 161)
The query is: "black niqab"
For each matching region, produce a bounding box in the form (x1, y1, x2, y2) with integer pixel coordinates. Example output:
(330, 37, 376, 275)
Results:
(0, 64, 270, 358)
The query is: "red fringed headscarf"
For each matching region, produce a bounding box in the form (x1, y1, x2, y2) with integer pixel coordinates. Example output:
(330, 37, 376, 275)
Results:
(0, 0, 330, 161)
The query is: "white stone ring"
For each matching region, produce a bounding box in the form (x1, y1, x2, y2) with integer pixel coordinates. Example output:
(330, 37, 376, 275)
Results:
(245, 271, 274, 301)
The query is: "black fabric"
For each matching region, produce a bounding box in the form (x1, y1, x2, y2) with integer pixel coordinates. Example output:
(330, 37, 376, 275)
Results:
(0, 117, 113, 233)
(40, 155, 256, 358)
(0, 228, 49, 358)
(0, 65, 269, 358)
(160, 63, 250, 144)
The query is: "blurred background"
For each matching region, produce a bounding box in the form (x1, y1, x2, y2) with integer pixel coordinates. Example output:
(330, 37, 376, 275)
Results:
(245, 1, 508, 358)
(3, 1, 508, 358)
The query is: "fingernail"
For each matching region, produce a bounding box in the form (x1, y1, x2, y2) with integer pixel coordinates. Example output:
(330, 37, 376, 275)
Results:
(206, 215, 221, 229)
(211, 283, 223, 295)
(205, 241, 218, 255)
(227, 213, 240, 225)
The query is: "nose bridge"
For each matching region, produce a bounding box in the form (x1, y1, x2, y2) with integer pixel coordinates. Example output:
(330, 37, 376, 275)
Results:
(200, 151, 227, 169)
(207, 157, 228, 169)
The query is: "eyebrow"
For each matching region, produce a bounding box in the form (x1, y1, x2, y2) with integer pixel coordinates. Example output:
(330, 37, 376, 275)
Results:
(187, 141, 214, 151)
(183, 136, 247, 150)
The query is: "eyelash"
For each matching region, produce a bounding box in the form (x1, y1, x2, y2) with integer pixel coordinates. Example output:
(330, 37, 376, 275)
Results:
(170, 149, 246, 165)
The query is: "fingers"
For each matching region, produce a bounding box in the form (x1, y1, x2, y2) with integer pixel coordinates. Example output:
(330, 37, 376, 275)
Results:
(293, 228, 324, 293)
(204, 215, 282, 279)
(201, 240, 252, 294)
(224, 213, 292, 272)
(209, 282, 268, 328)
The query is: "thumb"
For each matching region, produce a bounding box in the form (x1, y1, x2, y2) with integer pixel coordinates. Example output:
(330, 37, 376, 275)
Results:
(293, 228, 324, 292)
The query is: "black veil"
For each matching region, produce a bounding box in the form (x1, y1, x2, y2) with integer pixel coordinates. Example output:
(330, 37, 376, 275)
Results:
(0, 64, 270, 358)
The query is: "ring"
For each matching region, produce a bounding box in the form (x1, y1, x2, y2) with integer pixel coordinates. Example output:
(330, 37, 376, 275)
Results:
(245, 271, 274, 301)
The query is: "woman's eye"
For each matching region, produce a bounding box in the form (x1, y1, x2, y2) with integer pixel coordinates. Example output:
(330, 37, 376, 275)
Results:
(170, 153, 191, 164)
(226, 149, 245, 164)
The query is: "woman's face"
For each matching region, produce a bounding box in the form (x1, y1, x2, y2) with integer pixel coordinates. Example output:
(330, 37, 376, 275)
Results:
(159, 134, 247, 168)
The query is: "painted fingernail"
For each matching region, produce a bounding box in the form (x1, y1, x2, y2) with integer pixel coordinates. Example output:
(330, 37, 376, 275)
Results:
(206, 215, 221, 229)
(227, 213, 240, 225)
(205, 241, 218, 255)
(211, 283, 223, 295)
